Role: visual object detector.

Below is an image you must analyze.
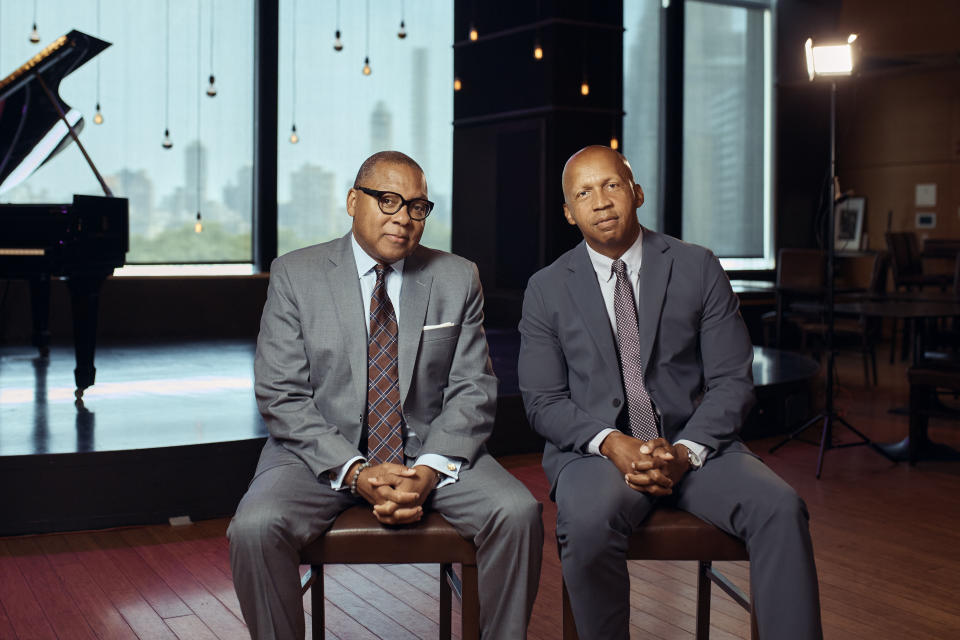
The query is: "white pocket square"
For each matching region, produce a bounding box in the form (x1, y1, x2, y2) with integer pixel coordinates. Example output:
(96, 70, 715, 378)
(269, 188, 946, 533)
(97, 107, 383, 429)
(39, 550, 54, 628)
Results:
(423, 322, 456, 331)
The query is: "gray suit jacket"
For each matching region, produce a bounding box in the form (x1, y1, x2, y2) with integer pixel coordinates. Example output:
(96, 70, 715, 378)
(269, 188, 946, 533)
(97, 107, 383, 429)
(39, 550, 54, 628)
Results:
(254, 233, 497, 478)
(518, 228, 755, 495)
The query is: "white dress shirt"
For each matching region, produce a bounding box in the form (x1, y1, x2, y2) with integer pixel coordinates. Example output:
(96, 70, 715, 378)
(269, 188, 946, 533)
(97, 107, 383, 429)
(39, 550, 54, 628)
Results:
(583, 229, 709, 469)
(330, 234, 463, 490)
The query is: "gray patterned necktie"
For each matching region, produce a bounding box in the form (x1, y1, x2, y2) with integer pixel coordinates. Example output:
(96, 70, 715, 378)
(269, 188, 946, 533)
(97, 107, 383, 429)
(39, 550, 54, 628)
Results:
(366, 265, 404, 464)
(611, 259, 659, 440)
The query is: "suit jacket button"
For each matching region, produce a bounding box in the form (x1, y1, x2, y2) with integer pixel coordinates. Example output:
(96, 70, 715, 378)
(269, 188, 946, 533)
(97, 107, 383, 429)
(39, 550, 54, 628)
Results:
(613, 398, 621, 407)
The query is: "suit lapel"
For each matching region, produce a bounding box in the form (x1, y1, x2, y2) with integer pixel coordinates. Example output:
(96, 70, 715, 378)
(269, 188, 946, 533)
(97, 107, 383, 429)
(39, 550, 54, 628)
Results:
(637, 229, 672, 372)
(326, 234, 368, 404)
(566, 243, 620, 375)
(398, 247, 431, 404)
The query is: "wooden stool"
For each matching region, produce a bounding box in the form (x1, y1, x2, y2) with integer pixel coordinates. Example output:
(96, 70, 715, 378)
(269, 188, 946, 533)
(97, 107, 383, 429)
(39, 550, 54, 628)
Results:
(300, 505, 480, 640)
(561, 508, 758, 639)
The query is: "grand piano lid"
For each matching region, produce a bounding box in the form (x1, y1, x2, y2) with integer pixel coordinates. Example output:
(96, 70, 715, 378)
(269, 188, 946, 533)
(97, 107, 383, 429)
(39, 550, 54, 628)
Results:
(0, 30, 111, 195)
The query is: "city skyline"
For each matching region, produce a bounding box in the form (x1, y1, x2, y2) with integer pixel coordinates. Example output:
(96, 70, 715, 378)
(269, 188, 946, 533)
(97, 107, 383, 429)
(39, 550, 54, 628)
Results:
(0, 0, 454, 262)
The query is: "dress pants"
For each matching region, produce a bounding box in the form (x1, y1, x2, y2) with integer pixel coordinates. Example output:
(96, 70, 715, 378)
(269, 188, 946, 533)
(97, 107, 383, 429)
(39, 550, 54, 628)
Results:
(228, 440, 543, 640)
(555, 450, 822, 640)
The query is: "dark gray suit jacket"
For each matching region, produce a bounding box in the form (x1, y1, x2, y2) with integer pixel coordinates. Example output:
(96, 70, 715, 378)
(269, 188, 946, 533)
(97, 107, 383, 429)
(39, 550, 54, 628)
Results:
(518, 228, 755, 495)
(254, 233, 497, 479)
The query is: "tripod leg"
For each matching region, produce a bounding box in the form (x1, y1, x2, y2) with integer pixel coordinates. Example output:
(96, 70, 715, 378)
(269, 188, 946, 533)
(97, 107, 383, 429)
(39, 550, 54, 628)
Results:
(815, 414, 831, 479)
(769, 412, 823, 454)
(832, 415, 898, 462)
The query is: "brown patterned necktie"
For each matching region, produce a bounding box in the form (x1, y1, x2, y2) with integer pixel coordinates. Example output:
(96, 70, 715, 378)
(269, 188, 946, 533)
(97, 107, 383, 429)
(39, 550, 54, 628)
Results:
(612, 259, 660, 440)
(366, 264, 404, 464)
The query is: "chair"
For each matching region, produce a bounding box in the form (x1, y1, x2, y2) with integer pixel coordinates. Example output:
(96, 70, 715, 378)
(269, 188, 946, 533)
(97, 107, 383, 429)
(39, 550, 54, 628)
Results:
(761, 248, 826, 348)
(796, 251, 889, 386)
(560, 508, 757, 639)
(886, 232, 953, 291)
(886, 232, 953, 362)
(300, 506, 480, 640)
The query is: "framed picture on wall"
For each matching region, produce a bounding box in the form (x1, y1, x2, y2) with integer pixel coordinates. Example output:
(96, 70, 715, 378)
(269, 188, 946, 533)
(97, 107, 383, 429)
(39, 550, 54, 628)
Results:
(835, 197, 865, 252)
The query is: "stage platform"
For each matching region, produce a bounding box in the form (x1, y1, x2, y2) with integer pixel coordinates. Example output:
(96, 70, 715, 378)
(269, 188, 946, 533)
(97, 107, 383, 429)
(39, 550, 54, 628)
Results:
(0, 333, 540, 536)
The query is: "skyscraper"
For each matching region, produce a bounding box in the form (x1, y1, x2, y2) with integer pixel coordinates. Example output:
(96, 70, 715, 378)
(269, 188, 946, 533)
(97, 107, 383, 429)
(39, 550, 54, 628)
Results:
(369, 101, 394, 153)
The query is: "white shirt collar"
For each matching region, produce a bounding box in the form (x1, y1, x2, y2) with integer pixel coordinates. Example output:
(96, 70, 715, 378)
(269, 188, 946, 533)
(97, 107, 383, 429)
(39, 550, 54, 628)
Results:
(584, 227, 644, 282)
(350, 232, 406, 278)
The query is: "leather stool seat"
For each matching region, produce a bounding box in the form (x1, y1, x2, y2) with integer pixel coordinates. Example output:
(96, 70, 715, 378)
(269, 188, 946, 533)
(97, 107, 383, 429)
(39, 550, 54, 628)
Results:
(300, 505, 479, 640)
(562, 507, 757, 639)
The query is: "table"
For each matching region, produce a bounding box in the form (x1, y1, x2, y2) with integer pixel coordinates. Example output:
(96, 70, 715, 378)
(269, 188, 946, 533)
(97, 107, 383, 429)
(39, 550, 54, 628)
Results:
(743, 346, 820, 440)
(796, 298, 960, 462)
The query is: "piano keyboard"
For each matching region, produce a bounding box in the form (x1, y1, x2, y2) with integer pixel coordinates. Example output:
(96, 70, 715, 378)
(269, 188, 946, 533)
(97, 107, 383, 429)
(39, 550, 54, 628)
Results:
(0, 248, 46, 256)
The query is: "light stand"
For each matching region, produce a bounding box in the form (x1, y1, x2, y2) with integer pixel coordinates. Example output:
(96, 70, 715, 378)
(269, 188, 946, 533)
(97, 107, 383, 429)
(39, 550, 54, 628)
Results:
(770, 36, 894, 478)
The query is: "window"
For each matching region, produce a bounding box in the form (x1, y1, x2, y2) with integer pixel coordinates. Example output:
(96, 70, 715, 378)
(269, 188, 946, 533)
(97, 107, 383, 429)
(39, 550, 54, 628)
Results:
(0, 1, 255, 264)
(683, 0, 773, 267)
(276, 0, 453, 257)
(623, 0, 662, 231)
(623, 0, 774, 269)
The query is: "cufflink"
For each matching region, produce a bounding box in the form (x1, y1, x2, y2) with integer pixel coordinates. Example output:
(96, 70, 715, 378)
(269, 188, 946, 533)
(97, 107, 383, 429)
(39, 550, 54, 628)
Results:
(447, 463, 456, 471)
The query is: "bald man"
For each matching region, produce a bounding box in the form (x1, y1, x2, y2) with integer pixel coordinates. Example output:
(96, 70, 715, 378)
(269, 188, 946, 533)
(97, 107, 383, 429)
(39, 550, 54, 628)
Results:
(518, 146, 822, 639)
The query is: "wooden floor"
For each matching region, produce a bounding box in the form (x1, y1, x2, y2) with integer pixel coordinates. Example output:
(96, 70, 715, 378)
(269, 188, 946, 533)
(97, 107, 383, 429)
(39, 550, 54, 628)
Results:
(2, 349, 959, 639)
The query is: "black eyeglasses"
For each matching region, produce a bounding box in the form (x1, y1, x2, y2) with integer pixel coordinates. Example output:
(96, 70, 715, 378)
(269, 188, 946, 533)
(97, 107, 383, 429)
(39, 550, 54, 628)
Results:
(357, 186, 435, 221)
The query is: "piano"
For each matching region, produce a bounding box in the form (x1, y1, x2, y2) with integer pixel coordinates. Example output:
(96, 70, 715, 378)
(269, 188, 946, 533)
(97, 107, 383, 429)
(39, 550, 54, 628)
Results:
(0, 30, 129, 401)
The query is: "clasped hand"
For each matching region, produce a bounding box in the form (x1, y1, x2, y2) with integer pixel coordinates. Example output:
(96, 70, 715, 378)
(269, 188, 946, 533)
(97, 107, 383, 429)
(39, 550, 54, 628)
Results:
(349, 461, 439, 525)
(599, 433, 690, 496)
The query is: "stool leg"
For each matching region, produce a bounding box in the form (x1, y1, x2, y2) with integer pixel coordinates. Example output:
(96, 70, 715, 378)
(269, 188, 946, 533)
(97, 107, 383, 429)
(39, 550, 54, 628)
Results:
(439, 563, 451, 640)
(461, 563, 480, 640)
(561, 578, 580, 640)
(696, 561, 712, 640)
(311, 565, 325, 640)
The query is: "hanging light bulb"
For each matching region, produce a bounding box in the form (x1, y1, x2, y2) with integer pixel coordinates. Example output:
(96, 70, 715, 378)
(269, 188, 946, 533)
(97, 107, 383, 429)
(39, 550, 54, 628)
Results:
(194, 211, 203, 233)
(398, 20, 407, 39)
(534, 42, 543, 60)
(610, 136, 619, 150)
(469, 24, 478, 41)
(30, 23, 41, 43)
(93, 103, 104, 125)
(289, 124, 299, 144)
(162, 128, 173, 149)
(333, 29, 343, 51)
(206, 74, 217, 97)
(580, 81, 590, 96)
(453, 76, 462, 92)
(362, 56, 372, 75)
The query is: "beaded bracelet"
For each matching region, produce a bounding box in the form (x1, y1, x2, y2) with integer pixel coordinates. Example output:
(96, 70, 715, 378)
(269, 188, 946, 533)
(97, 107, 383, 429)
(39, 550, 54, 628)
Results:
(350, 462, 371, 497)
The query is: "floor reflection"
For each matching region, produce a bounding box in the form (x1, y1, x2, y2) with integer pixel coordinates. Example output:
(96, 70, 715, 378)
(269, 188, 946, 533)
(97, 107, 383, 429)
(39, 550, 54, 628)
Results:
(1, 341, 267, 456)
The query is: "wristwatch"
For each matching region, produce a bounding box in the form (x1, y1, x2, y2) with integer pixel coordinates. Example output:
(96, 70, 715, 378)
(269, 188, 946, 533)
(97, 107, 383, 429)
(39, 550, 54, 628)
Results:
(684, 446, 703, 469)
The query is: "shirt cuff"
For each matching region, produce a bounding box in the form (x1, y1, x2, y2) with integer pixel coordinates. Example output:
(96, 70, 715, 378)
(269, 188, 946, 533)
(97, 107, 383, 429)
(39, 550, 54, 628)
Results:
(674, 439, 709, 469)
(329, 455, 366, 491)
(588, 428, 620, 457)
(413, 454, 461, 489)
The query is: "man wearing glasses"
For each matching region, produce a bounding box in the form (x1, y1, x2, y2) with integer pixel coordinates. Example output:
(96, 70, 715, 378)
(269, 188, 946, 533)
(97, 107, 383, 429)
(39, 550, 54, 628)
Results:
(229, 151, 543, 639)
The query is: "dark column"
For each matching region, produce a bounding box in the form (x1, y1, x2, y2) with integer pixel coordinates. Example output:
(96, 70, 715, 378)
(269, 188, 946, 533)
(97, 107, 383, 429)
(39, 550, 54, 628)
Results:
(660, 0, 683, 239)
(452, 1, 623, 326)
(253, 0, 279, 272)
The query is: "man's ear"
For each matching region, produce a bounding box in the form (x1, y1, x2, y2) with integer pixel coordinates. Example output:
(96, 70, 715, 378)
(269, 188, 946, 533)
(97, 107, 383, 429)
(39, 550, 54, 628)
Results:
(563, 203, 577, 226)
(633, 183, 645, 209)
(346, 188, 357, 218)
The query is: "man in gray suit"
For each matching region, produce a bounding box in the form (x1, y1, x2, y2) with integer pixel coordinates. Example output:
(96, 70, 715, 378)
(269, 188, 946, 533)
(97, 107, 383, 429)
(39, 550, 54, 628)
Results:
(229, 151, 542, 639)
(518, 146, 821, 639)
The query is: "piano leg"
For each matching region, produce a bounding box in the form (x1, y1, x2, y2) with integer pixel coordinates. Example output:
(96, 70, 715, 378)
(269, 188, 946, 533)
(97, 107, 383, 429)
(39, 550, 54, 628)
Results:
(28, 275, 51, 357)
(66, 273, 108, 398)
